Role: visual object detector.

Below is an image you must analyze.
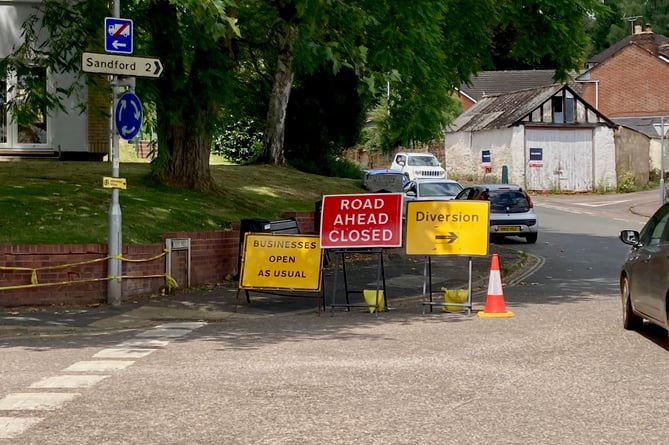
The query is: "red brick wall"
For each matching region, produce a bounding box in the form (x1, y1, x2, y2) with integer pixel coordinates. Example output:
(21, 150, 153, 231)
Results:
(582, 44, 669, 117)
(0, 212, 316, 308)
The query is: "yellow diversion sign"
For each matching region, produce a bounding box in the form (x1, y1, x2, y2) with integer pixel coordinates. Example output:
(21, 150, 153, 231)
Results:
(240, 234, 323, 291)
(406, 200, 489, 256)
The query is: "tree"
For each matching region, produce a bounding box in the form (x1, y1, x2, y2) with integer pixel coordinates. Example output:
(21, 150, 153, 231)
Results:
(3, 0, 612, 189)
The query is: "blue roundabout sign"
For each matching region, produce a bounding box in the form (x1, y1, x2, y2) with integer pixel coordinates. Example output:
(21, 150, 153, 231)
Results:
(115, 92, 143, 140)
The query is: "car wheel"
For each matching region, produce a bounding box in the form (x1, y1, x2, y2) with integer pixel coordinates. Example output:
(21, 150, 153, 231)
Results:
(526, 233, 538, 244)
(621, 276, 642, 330)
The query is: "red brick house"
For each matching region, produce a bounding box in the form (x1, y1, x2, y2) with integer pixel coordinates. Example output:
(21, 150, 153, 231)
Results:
(576, 24, 669, 182)
(578, 24, 669, 118)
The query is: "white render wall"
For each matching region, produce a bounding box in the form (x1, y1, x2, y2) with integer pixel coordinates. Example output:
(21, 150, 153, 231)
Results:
(444, 127, 522, 184)
(445, 125, 617, 191)
(650, 139, 668, 175)
(593, 126, 617, 190)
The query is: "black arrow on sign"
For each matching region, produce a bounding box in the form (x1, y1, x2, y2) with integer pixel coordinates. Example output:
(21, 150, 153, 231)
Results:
(435, 232, 458, 243)
(153, 61, 164, 76)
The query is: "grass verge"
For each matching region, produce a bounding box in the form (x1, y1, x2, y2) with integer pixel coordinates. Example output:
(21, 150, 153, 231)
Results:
(0, 149, 364, 244)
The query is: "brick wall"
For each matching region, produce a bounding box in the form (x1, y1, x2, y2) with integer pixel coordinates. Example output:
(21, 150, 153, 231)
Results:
(87, 76, 111, 155)
(0, 212, 315, 308)
(582, 43, 669, 118)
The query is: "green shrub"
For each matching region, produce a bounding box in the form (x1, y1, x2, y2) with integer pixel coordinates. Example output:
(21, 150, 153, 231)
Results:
(616, 171, 637, 193)
(212, 118, 263, 165)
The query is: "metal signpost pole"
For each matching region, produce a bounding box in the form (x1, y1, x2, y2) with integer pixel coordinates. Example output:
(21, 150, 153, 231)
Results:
(654, 118, 666, 206)
(108, 0, 122, 306)
(661, 120, 666, 205)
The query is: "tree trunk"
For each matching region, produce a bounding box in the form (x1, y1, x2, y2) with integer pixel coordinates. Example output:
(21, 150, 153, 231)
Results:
(153, 114, 217, 192)
(147, 0, 220, 192)
(262, 22, 297, 166)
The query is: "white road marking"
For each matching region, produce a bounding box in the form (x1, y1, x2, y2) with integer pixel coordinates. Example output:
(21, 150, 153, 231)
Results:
(93, 348, 156, 359)
(135, 328, 192, 338)
(0, 393, 79, 410)
(574, 199, 631, 207)
(118, 338, 170, 348)
(29, 375, 110, 389)
(63, 360, 134, 372)
(537, 203, 593, 215)
(156, 322, 207, 330)
(0, 417, 43, 439)
(0, 322, 206, 439)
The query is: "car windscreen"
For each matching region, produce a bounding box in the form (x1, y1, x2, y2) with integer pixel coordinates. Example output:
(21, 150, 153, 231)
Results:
(419, 182, 462, 197)
(488, 190, 530, 213)
(407, 156, 440, 166)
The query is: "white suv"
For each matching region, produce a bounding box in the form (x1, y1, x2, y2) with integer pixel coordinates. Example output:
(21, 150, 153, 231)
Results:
(390, 152, 446, 181)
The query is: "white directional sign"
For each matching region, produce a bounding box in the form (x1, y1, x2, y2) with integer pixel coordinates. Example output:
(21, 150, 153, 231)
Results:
(82, 52, 163, 78)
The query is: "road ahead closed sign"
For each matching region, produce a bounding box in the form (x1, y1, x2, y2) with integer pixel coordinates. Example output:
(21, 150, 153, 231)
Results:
(406, 200, 489, 256)
(320, 193, 403, 248)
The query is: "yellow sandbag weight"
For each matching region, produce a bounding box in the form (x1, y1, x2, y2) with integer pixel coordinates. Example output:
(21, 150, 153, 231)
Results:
(442, 289, 468, 312)
(363, 289, 386, 313)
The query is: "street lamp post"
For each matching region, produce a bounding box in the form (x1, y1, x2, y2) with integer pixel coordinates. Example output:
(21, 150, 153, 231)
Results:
(653, 118, 667, 205)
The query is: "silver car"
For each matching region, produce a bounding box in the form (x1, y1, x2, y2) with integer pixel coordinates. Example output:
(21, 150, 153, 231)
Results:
(619, 202, 669, 332)
(402, 178, 463, 217)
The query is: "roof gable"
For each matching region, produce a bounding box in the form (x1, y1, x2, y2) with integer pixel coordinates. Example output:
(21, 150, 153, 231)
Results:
(587, 31, 669, 67)
(447, 84, 614, 133)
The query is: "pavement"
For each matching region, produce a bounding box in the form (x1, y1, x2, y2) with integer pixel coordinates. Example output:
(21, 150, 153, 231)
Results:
(0, 194, 660, 337)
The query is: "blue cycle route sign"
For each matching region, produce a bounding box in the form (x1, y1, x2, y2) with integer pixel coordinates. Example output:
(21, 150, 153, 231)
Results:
(105, 17, 133, 54)
(115, 92, 143, 140)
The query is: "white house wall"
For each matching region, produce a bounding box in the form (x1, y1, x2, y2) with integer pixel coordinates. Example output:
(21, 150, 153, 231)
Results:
(444, 127, 516, 182)
(650, 139, 669, 175)
(593, 126, 617, 190)
(1, 1, 88, 153)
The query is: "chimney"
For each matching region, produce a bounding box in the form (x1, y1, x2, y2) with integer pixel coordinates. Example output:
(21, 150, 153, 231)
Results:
(634, 24, 642, 35)
(632, 23, 657, 54)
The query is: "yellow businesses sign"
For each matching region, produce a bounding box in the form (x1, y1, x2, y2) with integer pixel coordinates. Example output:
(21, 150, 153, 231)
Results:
(405, 200, 489, 256)
(240, 234, 323, 290)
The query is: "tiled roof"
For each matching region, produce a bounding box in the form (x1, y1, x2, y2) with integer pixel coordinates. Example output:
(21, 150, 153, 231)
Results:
(448, 84, 564, 132)
(588, 33, 669, 65)
(612, 116, 668, 138)
(447, 84, 615, 133)
(458, 70, 557, 102)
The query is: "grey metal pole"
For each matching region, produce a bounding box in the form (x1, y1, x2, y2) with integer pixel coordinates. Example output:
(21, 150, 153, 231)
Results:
(661, 120, 666, 205)
(107, 0, 122, 306)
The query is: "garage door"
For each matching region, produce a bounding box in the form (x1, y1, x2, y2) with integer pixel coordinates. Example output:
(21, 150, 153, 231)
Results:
(525, 129, 593, 192)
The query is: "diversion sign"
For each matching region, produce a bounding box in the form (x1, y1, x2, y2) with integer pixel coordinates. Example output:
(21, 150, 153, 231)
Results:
(239, 234, 323, 291)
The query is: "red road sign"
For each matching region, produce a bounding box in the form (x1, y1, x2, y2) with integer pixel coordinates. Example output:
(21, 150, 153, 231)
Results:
(320, 193, 403, 248)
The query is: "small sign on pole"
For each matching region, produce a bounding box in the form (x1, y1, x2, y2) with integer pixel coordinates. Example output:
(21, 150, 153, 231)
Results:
(105, 17, 133, 54)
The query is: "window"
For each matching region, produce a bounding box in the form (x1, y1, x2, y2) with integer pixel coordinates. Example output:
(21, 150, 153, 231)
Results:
(552, 97, 563, 123)
(564, 97, 575, 123)
(1, 66, 49, 147)
(639, 205, 669, 247)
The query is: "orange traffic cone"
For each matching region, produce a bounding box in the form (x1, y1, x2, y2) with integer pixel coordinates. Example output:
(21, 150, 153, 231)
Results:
(478, 253, 514, 318)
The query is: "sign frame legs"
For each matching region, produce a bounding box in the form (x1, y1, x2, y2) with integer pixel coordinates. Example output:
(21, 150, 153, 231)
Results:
(329, 249, 388, 316)
(421, 256, 473, 315)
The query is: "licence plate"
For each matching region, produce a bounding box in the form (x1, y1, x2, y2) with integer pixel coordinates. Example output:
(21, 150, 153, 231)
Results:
(497, 226, 520, 232)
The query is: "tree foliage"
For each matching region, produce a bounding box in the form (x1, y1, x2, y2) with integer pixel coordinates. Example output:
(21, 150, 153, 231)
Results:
(3, 0, 614, 189)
